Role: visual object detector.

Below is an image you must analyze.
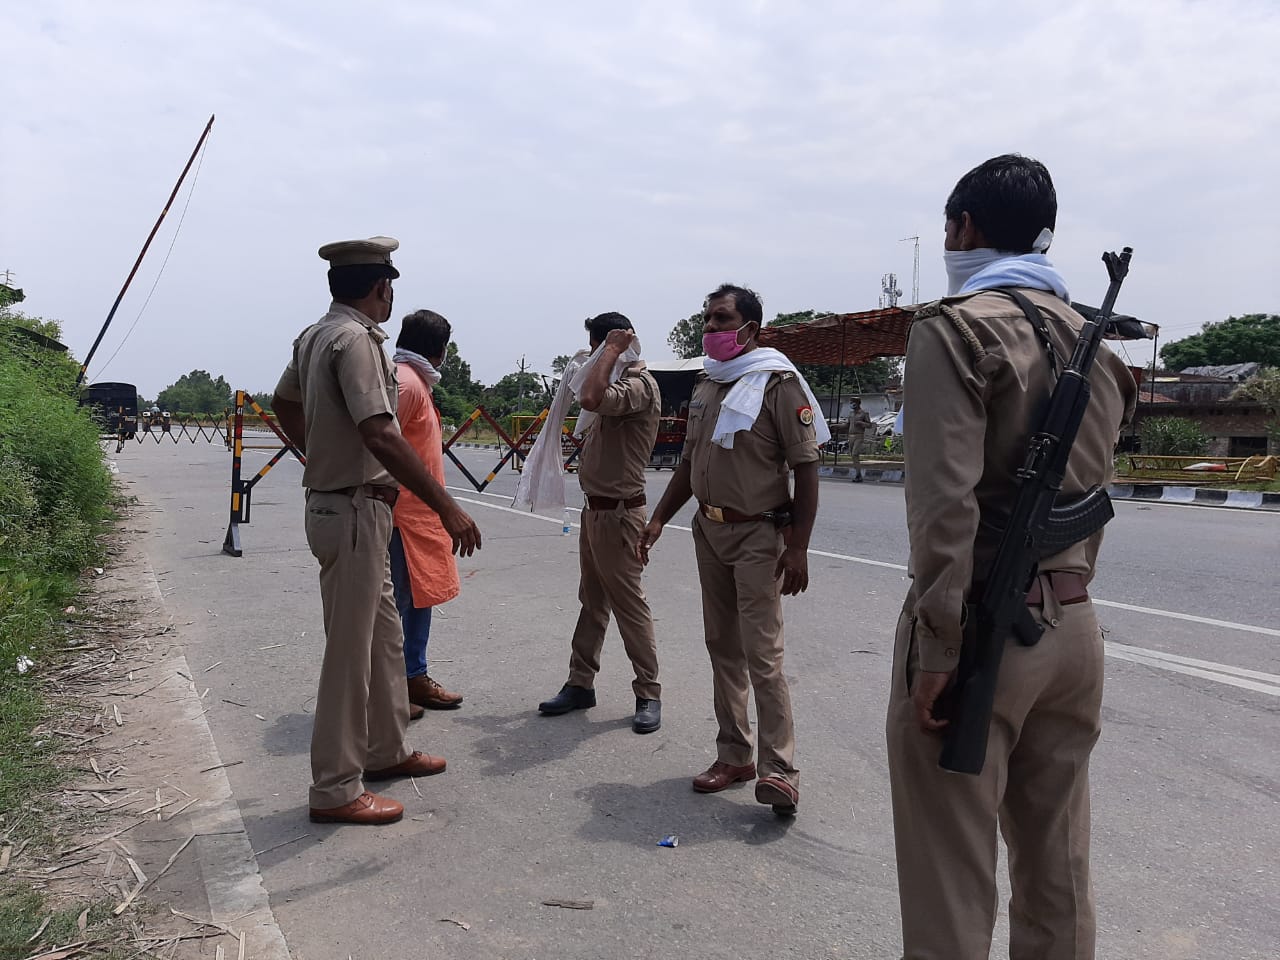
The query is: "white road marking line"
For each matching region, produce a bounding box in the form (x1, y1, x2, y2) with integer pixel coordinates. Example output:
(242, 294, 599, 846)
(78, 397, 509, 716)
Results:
(1105, 646, 1280, 697)
(450, 488, 1277, 638)
(1106, 642, 1280, 684)
(451, 495, 580, 526)
(449, 489, 1278, 694)
(1090, 599, 1280, 639)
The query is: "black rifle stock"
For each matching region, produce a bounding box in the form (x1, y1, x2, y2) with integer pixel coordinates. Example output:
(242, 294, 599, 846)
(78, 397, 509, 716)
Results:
(938, 247, 1133, 776)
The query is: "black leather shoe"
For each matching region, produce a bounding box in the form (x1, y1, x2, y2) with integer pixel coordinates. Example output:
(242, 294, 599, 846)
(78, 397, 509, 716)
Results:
(632, 697, 661, 734)
(538, 684, 596, 715)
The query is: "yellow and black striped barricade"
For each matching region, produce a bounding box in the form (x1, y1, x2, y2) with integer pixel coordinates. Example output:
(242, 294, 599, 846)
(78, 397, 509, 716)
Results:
(511, 414, 583, 473)
(440, 406, 552, 492)
(222, 390, 305, 557)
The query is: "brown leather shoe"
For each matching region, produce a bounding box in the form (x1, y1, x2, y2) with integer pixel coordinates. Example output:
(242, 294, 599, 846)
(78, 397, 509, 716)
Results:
(692, 760, 757, 793)
(365, 750, 447, 781)
(755, 775, 799, 814)
(309, 791, 404, 825)
(409, 703, 425, 721)
(408, 675, 463, 710)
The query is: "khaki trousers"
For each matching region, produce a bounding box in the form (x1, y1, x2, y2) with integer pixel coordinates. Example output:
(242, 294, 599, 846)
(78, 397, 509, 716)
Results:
(850, 431, 866, 471)
(568, 506, 660, 700)
(886, 592, 1103, 960)
(692, 513, 798, 786)
(305, 490, 412, 809)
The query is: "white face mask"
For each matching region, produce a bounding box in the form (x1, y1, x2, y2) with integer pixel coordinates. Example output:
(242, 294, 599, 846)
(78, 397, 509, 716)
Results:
(943, 248, 1005, 296)
(944, 228, 1055, 295)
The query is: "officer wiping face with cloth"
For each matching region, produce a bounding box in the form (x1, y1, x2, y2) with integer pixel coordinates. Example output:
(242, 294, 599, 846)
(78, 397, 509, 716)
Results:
(515, 312, 664, 735)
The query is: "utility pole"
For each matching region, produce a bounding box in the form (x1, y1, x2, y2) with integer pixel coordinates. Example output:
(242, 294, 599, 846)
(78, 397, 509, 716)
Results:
(900, 236, 920, 304)
(517, 355, 528, 413)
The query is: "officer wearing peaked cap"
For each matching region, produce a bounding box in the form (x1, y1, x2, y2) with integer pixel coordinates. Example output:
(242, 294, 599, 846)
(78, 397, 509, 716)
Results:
(273, 236, 482, 827)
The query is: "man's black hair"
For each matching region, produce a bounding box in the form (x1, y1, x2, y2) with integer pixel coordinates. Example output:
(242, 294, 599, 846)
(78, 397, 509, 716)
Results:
(584, 311, 634, 343)
(944, 154, 1057, 253)
(328, 263, 396, 300)
(396, 309, 452, 358)
(704, 283, 763, 328)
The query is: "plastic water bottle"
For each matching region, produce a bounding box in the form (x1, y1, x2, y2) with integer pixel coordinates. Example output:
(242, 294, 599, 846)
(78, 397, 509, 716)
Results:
(562, 509, 572, 536)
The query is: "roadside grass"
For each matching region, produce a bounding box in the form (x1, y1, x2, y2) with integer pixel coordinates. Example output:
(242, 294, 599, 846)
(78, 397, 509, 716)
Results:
(0, 886, 123, 958)
(1, 313, 122, 956)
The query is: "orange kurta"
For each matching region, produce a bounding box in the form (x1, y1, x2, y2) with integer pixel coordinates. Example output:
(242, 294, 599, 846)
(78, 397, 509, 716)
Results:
(391, 363, 461, 609)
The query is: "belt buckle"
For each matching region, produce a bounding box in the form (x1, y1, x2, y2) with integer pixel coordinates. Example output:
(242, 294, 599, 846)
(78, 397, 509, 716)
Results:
(705, 504, 724, 523)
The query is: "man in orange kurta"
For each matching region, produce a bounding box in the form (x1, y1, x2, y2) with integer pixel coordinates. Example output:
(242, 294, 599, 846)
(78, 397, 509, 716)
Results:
(389, 310, 472, 710)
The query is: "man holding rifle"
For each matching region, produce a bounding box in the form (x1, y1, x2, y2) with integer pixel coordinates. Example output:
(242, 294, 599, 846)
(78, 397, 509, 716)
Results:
(887, 156, 1136, 958)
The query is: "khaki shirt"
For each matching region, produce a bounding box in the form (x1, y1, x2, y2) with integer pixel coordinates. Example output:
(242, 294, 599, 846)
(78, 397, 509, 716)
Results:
(274, 302, 399, 491)
(903, 288, 1137, 672)
(850, 408, 873, 438)
(684, 371, 820, 515)
(578, 362, 661, 499)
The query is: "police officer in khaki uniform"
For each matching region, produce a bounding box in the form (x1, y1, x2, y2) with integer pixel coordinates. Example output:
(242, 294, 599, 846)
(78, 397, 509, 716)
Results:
(887, 156, 1136, 958)
(273, 236, 482, 826)
(640, 284, 820, 815)
(538, 312, 663, 734)
(848, 397, 874, 481)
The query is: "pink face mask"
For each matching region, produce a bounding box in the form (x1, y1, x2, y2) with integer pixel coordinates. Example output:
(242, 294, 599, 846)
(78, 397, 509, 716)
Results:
(703, 325, 751, 361)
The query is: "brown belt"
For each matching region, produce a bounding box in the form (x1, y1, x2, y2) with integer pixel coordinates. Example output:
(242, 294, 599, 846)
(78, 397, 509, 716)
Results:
(585, 494, 647, 511)
(333, 484, 400, 507)
(1025, 571, 1089, 607)
(699, 502, 790, 524)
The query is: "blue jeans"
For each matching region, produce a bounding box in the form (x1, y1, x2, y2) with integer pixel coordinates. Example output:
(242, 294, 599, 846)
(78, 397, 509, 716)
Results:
(389, 528, 432, 679)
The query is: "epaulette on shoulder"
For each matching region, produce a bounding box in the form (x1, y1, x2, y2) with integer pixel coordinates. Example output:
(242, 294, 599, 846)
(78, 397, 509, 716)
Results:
(910, 299, 986, 363)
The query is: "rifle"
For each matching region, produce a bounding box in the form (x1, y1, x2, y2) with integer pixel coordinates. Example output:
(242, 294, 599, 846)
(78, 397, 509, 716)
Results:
(939, 247, 1133, 775)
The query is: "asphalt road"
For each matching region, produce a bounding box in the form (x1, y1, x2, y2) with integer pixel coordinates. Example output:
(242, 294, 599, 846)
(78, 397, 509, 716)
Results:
(108, 440, 1279, 959)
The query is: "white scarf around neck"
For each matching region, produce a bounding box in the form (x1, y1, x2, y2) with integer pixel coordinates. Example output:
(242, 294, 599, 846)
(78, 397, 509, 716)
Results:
(393, 348, 442, 387)
(703, 347, 831, 449)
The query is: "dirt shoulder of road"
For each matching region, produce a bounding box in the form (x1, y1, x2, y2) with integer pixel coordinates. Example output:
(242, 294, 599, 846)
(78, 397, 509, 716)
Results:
(2, 502, 288, 960)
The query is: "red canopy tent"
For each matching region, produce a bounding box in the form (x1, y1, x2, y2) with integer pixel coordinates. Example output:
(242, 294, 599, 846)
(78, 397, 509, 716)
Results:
(757, 307, 915, 365)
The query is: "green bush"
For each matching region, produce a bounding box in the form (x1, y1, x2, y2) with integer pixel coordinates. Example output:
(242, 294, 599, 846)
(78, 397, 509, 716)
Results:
(1139, 416, 1210, 456)
(0, 312, 113, 811)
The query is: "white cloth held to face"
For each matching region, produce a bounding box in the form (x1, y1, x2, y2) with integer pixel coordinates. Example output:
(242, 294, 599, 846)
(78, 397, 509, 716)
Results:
(569, 337, 642, 438)
(510, 337, 641, 514)
(702, 347, 831, 449)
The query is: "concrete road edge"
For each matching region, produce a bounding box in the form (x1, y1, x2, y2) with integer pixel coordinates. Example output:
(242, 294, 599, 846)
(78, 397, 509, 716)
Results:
(137, 546, 293, 958)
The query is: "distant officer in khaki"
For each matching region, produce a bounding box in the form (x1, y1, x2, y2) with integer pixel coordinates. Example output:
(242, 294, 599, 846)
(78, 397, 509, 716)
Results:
(887, 156, 1136, 958)
(640, 284, 822, 815)
(538, 312, 663, 734)
(273, 236, 482, 827)
(848, 397, 874, 481)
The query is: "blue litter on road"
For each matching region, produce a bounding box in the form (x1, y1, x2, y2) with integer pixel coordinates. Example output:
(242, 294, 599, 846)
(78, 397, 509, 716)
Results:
(657, 835, 678, 847)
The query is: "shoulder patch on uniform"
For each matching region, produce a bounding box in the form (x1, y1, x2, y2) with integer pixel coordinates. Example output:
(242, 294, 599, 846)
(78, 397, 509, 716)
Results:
(797, 405, 814, 426)
(778, 371, 795, 382)
(938, 303, 987, 363)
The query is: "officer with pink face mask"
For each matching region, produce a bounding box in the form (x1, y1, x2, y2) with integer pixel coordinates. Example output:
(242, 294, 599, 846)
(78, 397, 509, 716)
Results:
(638, 283, 828, 816)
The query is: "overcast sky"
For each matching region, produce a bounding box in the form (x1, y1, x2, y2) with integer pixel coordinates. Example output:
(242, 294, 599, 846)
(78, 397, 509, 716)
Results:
(4, 0, 1278, 397)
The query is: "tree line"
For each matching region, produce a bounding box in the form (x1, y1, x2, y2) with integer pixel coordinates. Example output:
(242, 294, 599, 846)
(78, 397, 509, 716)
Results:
(150, 310, 1277, 422)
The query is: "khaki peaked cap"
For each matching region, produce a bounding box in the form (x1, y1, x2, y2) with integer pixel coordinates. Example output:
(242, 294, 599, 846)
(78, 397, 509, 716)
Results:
(318, 236, 400, 278)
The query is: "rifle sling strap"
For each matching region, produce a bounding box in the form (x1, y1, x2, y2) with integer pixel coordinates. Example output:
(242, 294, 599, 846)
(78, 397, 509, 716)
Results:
(1004, 289, 1063, 378)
